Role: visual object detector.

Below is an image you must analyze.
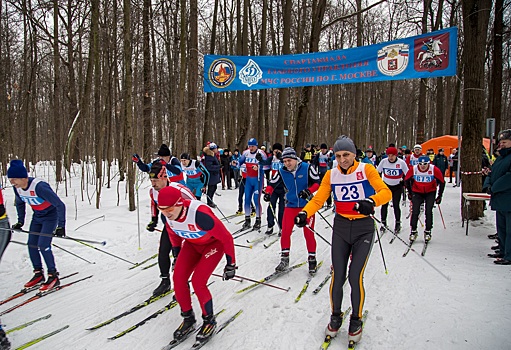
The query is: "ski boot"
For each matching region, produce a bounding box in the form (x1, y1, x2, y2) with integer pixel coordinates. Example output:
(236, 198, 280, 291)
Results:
(424, 230, 432, 242)
(308, 255, 318, 275)
(39, 271, 60, 292)
(153, 275, 171, 297)
(348, 316, 363, 343)
(196, 314, 217, 342)
(409, 230, 418, 242)
(250, 206, 256, 217)
(325, 313, 343, 337)
(275, 254, 289, 272)
(24, 269, 45, 289)
(265, 226, 274, 236)
(253, 217, 262, 230)
(236, 207, 243, 215)
(241, 217, 251, 230)
(0, 326, 11, 350)
(380, 222, 386, 233)
(173, 310, 196, 341)
(394, 221, 401, 233)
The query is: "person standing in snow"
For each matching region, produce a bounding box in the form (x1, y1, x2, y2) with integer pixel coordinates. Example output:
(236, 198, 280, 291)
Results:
(132, 144, 185, 185)
(8, 159, 66, 292)
(202, 143, 222, 208)
(297, 136, 391, 346)
(179, 153, 209, 200)
(157, 185, 236, 345)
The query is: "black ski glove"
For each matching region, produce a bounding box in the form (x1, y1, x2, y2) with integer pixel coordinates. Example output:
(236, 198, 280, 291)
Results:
(146, 217, 158, 232)
(12, 222, 23, 230)
(435, 196, 442, 204)
(295, 211, 308, 228)
(223, 264, 237, 280)
(298, 189, 312, 200)
(54, 227, 66, 237)
(353, 198, 375, 216)
(263, 193, 271, 202)
(132, 153, 141, 163)
(255, 153, 263, 162)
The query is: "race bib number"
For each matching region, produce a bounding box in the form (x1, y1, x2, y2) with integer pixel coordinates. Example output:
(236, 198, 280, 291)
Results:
(334, 184, 362, 201)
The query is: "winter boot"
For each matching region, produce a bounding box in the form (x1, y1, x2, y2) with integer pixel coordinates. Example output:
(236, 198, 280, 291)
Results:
(265, 226, 274, 236)
(308, 255, 318, 274)
(153, 275, 171, 297)
(241, 217, 251, 230)
(196, 314, 217, 342)
(424, 230, 432, 242)
(236, 207, 243, 215)
(173, 310, 196, 341)
(253, 217, 262, 230)
(394, 221, 401, 233)
(325, 313, 344, 337)
(409, 230, 418, 242)
(275, 254, 289, 272)
(39, 271, 60, 292)
(0, 326, 11, 350)
(348, 317, 363, 343)
(24, 269, 45, 289)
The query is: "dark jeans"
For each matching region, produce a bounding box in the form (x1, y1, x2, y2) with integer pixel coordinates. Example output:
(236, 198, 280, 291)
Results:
(410, 191, 435, 231)
(206, 184, 217, 206)
(496, 211, 511, 261)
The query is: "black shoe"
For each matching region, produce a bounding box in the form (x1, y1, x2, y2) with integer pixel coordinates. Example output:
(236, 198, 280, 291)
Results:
(494, 259, 511, 265)
(275, 255, 289, 272)
(424, 230, 431, 242)
(488, 253, 503, 258)
(174, 310, 196, 341)
(488, 233, 498, 240)
(308, 255, 317, 274)
(209, 203, 217, 209)
(394, 222, 401, 233)
(409, 230, 418, 242)
(153, 276, 171, 297)
(39, 271, 60, 292)
(253, 218, 262, 230)
(325, 314, 343, 337)
(348, 317, 363, 343)
(241, 218, 251, 230)
(196, 314, 217, 342)
(24, 269, 45, 289)
(0, 328, 11, 350)
(236, 208, 243, 215)
(265, 226, 274, 235)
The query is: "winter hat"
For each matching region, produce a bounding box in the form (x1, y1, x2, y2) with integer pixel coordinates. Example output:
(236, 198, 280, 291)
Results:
(148, 161, 167, 179)
(209, 142, 218, 150)
(157, 144, 171, 157)
(158, 186, 185, 207)
(272, 143, 283, 152)
(438, 148, 444, 152)
(413, 144, 422, 150)
(248, 138, 258, 146)
(320, 143, 328, 150)
(418, 156, 430, 164)
(305, 143, 311, 148)
(366, 148, 374, 153)
(7, 159, 28, 179)
(180, 153, 190, 160)
(386, 147, 398, 156)
(281, 147, 298, 160)
(333, 135, 356, 154)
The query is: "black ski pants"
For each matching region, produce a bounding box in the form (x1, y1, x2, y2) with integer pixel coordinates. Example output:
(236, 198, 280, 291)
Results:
(380, 184, 403, 224)
(158, 225, 173, 277)
(330, 215, 374, 319)
(267, 188, 285, 230)
(410, 191, 435, 231)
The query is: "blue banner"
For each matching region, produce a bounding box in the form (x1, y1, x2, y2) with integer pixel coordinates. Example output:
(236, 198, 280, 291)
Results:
(204, 27, 457, 93)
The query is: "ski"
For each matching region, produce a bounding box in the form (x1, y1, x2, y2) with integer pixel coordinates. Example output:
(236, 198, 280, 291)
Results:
(402, 240, 415, 257)
(263, 236, 280, 249)
(129, 253, 158, 270)
(235, 261, 307, 294)
(14, 325, 69, 350)
(312, 268, 333, 295)
(246, 230, 278, 245)
(142, 262, 158, 270)
(0, 275, 93, 316)
(0, 272, 78, 306)
(347, 310, 369, 350)
(295, 261, 324, 302)
(6, 314, 52, 335)
(215, 309, 242, 334)
(319, 307, 351, 350)
(374, 229, 386, 243)
(86, 289, 174, 330)
(220, 213, 243, 221)
(232, 225, 264, 240)
(421, 241, 429, 256)
(191, 309, 243, 349)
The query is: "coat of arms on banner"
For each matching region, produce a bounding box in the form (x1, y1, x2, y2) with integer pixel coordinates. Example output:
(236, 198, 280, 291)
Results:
(239, 59, 263, 87)
(208, 59, 236, 89)
(414, 33, 449, 72)
(377, 44, 409, 76)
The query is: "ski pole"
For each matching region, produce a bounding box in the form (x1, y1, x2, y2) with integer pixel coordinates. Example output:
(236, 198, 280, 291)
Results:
(10, 240, 95, 264)
(374, 228, 388, 275)
(205, 194, 230, 223)
(437, 204, 446, 229)
(71, 239, 136, 265)
(234, 243, 252, 249)
(305, 224, 331, 246)
(211, 273, 243, 283)
(73, 215, 105, 231)
(266, 195, 282, 233)
(232, 274, 291, 292)
(305, 198, 333, 230)
(370, 215, 451, 281)
(4, 227, 107, 246)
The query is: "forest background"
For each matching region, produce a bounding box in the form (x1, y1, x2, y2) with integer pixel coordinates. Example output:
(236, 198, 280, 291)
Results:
(0, 0, 508, 217)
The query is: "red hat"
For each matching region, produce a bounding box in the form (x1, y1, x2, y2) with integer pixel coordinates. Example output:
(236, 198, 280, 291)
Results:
(386, 147, 398, 156)
(158, 186, 185, 207)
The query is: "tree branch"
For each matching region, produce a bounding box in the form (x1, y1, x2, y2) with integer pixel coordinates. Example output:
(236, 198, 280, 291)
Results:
(321, 0, 387, 32)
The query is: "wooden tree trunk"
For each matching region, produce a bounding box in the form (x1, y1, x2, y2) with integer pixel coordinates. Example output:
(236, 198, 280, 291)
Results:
(53, 0, 62, 182)
(490, 0, 503, 134)
(142, 0, 152, 159)
(187, 0, 198, 154)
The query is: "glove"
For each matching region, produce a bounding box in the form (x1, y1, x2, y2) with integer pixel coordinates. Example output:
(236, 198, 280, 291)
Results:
(146, 217, 158, 232)
(201, 187, 206, 194)
(54, 227, 66, 237)
(298, 189, 312, 200)
(223, 264, 237, 280)
(407, 192, 413, 200)
(12, 222, 23, 230)
(276, 152, 282, 160)
(263, 193, 271, 202)
(255, 153, 263, 162)
(353, 198, 375, 216)
(132, 153, 141, 163)
(485, 186, 492, 195)
(435, 196, 442, 204)
(200, 173, 205, 183)
(295, 211, 308, 228)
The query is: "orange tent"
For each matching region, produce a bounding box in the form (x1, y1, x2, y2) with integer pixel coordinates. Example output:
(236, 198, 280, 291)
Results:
(421, 135, 491, 155)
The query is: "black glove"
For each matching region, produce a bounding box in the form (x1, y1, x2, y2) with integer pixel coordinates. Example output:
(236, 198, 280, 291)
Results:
(54, 227, 66, 237)
(435, 196, 442, 204)
(295, 211, 308, 228)
(263, 192, 271, 202)
(407, 192, 413, 201)
(132, 153, 141, 163)
(12, 222, 23, 230)
(255, 152, 263, 162)
(298, 189, 312, 200)
(223, 264, 237, 280)
(353, 198, 375, 215)
(276, 152, 282, 160)
(146, 217, 158, 232)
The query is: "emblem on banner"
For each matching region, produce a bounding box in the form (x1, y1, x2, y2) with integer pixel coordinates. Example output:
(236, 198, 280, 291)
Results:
(208, 59, 236, 89)
(239, 59, 263, 87)
(377, 44, 409, 76)
(414, 34, 449, 72)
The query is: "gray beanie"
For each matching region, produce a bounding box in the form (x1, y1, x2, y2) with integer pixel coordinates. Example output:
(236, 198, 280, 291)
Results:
(281, 147, 299, 160)
(333, 135, 356, 154)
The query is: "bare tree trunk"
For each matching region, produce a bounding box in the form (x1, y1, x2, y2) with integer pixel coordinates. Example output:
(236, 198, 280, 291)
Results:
(490, 0, 503, 134)
(188, 0, 198, 154)
(53, 0, 62, 181)
(203, 0, 219, 148)
(276, 0, 291, 145)
(142, 0, 152, 159)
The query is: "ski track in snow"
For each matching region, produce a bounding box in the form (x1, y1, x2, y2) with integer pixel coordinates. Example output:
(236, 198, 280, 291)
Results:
(1, 163, 510, 349)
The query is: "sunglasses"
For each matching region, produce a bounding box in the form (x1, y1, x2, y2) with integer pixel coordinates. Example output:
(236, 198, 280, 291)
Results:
(418, 162, 429, 166)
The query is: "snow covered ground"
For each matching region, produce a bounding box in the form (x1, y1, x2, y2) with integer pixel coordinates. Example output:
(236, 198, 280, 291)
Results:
(1, 162, 510, 350)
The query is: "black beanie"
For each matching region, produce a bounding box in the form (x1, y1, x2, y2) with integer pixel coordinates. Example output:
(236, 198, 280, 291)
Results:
(180, 153, 190, 160)
(272, 143, 283, 152)
(149, 161, 166, 179)
(157, 144, 171, 157)
(320, 143, 328, 150)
